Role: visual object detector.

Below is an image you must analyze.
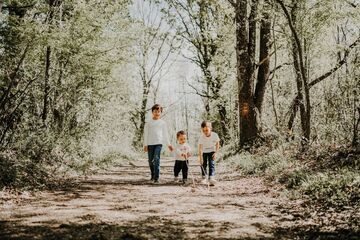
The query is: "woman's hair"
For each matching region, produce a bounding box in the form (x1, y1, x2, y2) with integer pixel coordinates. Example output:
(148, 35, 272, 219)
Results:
(151, 104, 163, 112)
(176, 130, 186, 139)
(201, 121, 211, 128)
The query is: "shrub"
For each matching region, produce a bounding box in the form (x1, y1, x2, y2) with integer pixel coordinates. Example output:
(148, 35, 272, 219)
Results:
(226, 150, 293, 176)
(300, 169, 360, 209)
(278, 167, 309, 189)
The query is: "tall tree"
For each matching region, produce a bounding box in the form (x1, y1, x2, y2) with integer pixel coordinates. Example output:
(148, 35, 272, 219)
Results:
(164, 0, 232, 142)
(130, 0, 177, 146)
(276, 0, 360, 150)
(228, 0, 272, 147)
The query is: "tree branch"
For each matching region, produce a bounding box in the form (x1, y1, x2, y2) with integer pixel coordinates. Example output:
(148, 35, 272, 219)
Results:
(227, 0, 236, 8)
(185, 78, 212, 99)
(346, 0, 358, 8)
(275, 0, 307, 86)
(270, 62, 291, 75)
(309, 36, 360, 88)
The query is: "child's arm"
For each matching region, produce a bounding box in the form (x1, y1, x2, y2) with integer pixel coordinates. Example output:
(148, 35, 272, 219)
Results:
(198, 144, 203, 164)
(212, 141, 220, 160)
(162, 122, 173, 151)
(143, 123, 148, 152)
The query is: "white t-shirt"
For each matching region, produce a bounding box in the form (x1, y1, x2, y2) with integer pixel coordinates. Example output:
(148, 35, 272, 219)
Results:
(198, 132, 220, 153)
(175, 143, 191, 161)
(143, 118, 170, 146)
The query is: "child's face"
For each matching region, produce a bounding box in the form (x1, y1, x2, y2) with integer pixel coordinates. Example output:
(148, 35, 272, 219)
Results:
(152, 108, 162, 119)
(177, 134, 187, 144)
(202, 123, 212, 136)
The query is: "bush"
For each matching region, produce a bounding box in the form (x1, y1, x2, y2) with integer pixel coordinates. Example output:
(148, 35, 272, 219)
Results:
(300, 169, 360, 209)
(226, 149, 293, 176)
(0, 150, 51, 188)
(278, 167, 309, 189)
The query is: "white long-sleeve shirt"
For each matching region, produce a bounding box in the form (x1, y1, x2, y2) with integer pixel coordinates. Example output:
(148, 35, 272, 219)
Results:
(143, 118, 170, 146)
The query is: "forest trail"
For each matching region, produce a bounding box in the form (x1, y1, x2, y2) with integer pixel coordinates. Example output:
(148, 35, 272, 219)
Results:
(0, 158, 291, 239)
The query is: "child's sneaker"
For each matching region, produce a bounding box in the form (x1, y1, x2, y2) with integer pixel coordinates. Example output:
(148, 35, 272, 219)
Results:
(209, 177, 216, 186)
(174, 176, 179, 182)
(182, 179, 188, 185)
(153, 179, 160, 184)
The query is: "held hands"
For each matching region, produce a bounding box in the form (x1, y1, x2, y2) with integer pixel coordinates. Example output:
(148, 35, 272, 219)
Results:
(144, 145, 173, 152)
(181, 152, 191, 159)
(212, 152, 217, 160)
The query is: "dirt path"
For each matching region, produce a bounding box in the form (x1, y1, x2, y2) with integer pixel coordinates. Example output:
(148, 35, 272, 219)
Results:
(0, 158, 290, 239)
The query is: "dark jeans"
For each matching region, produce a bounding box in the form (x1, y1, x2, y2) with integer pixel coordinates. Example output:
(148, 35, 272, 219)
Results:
(147, 144, 162, 180)
(174, 160, 188, 180)
(201, 152, 215, 178)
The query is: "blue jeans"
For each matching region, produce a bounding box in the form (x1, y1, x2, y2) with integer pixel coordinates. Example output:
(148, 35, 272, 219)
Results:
(201, 152, 215, 178)
(147, 144, 162, 180)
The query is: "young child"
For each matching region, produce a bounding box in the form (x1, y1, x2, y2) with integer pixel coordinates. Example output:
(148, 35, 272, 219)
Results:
(174, 130, 191, 184)
(198, 121, 220, 186)
(143, 104, 173, 183)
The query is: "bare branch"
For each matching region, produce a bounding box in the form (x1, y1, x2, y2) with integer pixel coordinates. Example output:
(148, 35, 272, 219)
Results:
(346, 0, 358, 8)
(255, 50, 275, 67)
(185, 78, 212, 99)
(227, 0, 236, 8)
(270, 62, 291, 75)
(309, 36, 360, 88)
(275, 0, 307, 85)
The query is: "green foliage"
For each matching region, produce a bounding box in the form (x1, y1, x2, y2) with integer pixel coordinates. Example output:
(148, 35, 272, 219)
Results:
(278, 167, 309, 189)
(0, 0, 134, 188)
(226, 149, 293, 176)
(227, 144, 360, 210)
(300, 169, 360, 209)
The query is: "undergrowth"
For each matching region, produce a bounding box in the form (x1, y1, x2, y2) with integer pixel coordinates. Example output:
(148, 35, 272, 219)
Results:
(226, 144, 360, 209)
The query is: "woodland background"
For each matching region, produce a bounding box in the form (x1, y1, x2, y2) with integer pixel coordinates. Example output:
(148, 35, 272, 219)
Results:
(0, 0, 359, 236)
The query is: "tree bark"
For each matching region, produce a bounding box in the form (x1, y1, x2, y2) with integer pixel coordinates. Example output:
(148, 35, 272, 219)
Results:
(236, 0, 259, 147)
(42, 46, 51, 123)
(254, 1, 271, 114)
(42, 0, 59, 123)
(352, 105, 360, 147)
(276, 0, 311, 149)
(290, 1, 310, 148)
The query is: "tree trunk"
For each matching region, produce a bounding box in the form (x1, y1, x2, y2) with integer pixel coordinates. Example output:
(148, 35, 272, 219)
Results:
(254, 2, 271, 114)
(134, 81, 150, 146)
(235, 0, 259, 147)
(42, 46, 51, 123)
(276, 0, 311, 149)
(289, 1, 310, 148)
(217, 103, 229, 142)
(42, 0, 59, 123)
(352, 106, 360, 148)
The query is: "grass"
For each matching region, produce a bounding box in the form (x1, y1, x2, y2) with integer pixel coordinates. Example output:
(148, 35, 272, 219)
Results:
(225, 144, 360, 235)
(225, 145, 360, 209)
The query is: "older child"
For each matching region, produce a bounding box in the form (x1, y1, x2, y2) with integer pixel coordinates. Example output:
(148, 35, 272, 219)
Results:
(174, 130, 191, 184)
(143, 104, 174, 183)
(198, 121, 220, 186)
